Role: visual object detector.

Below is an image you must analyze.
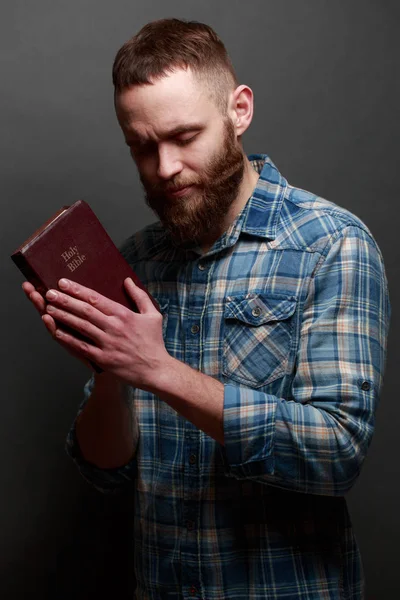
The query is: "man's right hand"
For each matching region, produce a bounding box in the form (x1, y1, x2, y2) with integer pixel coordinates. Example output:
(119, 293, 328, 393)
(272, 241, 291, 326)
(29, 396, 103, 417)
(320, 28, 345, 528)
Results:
(22, 281, 93, 369)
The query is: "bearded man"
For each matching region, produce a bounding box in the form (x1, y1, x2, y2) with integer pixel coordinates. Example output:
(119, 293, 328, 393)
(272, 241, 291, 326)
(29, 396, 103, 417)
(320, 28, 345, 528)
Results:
(23, 18, 390, 600)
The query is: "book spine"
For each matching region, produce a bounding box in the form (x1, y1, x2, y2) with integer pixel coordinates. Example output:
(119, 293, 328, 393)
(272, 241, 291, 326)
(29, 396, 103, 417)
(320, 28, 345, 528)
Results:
(11, 253, 47, 296)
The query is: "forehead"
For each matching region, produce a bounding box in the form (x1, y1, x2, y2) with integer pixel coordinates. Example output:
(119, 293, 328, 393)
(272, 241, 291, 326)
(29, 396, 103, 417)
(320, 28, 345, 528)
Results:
(115, 68, 219, 137)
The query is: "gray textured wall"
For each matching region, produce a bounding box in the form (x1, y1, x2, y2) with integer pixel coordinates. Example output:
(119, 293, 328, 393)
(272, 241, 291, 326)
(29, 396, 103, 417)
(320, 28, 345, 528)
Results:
(1, 1, 398, 598)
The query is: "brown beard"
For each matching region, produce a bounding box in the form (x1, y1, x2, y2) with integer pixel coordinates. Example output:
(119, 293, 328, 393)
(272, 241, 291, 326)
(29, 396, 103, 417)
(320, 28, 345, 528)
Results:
(142, 118, 245, 247)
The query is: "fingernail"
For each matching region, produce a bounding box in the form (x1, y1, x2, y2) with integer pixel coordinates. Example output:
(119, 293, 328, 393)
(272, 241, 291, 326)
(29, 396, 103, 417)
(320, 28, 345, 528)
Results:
(46, 290, 57, 300)
(59, 279, 69, 289)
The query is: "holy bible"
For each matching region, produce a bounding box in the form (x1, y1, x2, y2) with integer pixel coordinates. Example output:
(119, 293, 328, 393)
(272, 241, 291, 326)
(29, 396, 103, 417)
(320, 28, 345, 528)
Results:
(11, 199, 159, 371)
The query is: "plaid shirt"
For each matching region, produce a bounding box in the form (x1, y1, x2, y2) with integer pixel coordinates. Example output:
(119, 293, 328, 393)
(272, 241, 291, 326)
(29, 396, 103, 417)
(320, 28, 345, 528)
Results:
(66, 154, 390, 599)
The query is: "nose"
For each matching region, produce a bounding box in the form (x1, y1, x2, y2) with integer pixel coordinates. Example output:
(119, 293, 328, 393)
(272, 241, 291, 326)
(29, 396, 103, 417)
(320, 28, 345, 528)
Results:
(157, 143, 183, 180)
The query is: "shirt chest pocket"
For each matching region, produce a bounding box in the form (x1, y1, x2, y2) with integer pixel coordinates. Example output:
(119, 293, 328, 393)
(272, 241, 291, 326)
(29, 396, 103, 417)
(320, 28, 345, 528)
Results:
(222, 292, 297, 388)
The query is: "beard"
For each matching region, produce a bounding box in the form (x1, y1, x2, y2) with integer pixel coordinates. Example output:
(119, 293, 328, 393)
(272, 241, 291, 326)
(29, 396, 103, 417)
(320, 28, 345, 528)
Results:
(141, 118, 245, 247)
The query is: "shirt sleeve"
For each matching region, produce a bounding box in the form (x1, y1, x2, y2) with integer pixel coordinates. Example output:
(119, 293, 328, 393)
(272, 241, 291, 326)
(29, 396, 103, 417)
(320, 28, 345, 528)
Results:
(65, 375, 139, 494)
(221, 225, 390, 496)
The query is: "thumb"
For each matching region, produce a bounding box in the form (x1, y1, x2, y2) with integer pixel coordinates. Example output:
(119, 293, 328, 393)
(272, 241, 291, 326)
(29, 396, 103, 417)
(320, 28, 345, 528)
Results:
(124, 277, 154, 314)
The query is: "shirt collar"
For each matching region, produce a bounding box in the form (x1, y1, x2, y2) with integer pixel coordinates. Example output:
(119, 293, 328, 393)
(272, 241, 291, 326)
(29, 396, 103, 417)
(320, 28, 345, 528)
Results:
(240, 153, 287, 239)
(208, 154, 287, 255)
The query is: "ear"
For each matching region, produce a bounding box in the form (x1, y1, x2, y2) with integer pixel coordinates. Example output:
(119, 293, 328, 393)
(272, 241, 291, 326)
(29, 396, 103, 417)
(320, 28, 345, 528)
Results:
(228, 85, 254, 137)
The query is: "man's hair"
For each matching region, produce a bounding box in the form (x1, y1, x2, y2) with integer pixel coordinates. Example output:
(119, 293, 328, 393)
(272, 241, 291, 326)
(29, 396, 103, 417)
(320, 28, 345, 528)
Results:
(112, 18, 238, 113)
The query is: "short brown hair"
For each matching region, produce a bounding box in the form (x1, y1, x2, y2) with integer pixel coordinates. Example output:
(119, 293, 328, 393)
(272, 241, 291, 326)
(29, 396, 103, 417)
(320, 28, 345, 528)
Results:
(112, 18, 238, 113)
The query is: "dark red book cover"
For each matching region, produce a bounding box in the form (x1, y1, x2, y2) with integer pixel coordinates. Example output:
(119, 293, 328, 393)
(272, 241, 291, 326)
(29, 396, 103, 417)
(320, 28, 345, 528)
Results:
(11, 200, 159, 372)
(11, 199, 159, 312)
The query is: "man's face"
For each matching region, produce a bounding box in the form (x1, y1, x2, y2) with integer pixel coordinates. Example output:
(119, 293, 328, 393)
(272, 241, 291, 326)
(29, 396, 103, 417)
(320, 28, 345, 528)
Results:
(115, 69, 245, 246)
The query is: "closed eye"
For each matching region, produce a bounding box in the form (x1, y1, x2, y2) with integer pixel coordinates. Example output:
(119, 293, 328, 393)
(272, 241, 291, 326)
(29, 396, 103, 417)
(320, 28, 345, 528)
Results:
(127, 132, 199, 154)
(175, 134, 198, 147)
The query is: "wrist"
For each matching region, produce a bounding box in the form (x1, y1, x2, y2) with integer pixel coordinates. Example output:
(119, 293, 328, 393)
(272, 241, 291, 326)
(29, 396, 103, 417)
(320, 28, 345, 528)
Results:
(141, 353, 180, 396)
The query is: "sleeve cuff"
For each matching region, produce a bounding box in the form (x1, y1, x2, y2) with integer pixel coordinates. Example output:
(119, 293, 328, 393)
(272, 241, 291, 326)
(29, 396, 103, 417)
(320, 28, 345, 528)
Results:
(221, 383, 276, 479)
(65, 416, 137, 493)
(65, 375, 137, 494)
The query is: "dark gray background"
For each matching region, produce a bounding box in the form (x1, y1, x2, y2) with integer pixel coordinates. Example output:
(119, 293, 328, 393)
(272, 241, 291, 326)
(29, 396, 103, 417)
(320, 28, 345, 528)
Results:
(1, 1, 398, 598)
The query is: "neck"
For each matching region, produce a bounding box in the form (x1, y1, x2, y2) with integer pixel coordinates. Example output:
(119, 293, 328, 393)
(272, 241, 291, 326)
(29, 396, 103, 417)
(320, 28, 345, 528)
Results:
(200, 156, 259, 253)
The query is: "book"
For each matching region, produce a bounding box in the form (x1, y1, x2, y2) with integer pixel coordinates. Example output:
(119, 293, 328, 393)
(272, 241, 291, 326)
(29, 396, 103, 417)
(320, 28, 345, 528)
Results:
(11, 199, 160, 372)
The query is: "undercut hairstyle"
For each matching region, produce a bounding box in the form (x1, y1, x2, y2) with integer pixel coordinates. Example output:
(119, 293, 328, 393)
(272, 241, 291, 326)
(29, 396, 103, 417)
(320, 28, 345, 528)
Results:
(112, 18, 239, 114)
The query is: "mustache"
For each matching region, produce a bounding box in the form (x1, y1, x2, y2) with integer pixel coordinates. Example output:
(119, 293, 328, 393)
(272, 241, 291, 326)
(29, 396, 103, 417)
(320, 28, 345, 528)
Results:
(143, 177, 202, 195)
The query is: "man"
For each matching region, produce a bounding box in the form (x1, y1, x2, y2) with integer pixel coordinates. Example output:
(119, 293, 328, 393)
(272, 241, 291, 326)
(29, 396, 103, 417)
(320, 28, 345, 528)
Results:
(23, 18, 389, 600)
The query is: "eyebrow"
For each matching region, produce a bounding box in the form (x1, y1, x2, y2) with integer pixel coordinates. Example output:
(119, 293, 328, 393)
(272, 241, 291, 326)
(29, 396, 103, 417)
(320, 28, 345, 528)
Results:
(126, 123, 204, 145)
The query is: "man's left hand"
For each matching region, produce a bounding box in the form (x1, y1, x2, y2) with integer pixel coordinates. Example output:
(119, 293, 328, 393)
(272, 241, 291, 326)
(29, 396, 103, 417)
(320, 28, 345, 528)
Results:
(44, 277, 169, 388)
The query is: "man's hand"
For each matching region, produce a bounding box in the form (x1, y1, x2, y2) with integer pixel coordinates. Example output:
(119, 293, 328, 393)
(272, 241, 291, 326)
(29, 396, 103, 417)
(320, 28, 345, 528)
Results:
(22, 277, 169, 387)
(22, 280, 94, 369)
(23, 277, 225, 444)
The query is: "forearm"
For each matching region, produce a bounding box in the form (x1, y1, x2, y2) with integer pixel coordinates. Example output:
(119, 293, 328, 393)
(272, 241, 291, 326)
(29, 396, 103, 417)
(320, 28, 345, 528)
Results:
(75, 371, 137, 469)
(147, 355, 372, 495)
(149, 355, 225, 445)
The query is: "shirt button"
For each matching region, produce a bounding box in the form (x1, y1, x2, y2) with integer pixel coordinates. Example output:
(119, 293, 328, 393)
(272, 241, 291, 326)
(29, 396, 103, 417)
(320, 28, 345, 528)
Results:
(191, 324, 200, 334)
(189, 454, 197, 465)
(252, 306, 262, 317)
(198, 263, 206, 271)
(361, 381, 371, 391)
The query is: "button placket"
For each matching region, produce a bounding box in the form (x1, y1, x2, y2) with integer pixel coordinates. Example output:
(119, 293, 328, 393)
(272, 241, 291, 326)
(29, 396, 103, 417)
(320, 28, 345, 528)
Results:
(180, 261, 206, 600)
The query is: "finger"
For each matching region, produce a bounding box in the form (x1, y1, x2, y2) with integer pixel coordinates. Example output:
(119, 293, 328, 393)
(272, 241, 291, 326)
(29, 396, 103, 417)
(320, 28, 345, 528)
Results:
(30, 290, 47, 313)
(42, 313, 57, 336)
(57, 279, 124, 318)
(45, 303, 105, 346)
(45, 288, 110, 330)
(52, 326, 102, 364)
(22, 281, 35, 295)
(22, 283, 46, 314)
(124, 277, 156, 314)
(60, 343, 96, 372)
(41, 314, 96, 370)
(56, 337, 96, 371)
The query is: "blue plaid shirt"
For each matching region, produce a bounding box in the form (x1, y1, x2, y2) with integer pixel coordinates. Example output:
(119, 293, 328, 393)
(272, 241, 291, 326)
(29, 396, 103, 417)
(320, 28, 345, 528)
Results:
(66, 154, 390, 599)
